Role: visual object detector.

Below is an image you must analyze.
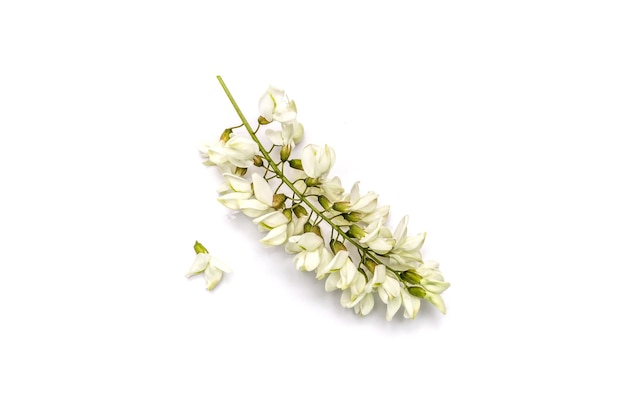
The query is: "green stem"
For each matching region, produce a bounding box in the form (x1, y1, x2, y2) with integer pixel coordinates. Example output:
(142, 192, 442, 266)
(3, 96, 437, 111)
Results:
(216, 76, 396, 276)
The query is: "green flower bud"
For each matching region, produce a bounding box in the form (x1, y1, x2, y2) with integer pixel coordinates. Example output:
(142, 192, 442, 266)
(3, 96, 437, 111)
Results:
(193, 241, 209, 254)
(272, 193, 287, 209)
(234, 167, 247, 177)
(253, 155, 264, 167)
(400, 270, 422, 285)
(332, 201, 351, 213)
(258, 116, 271, 125)
(304, 222, 313, 233)
(220, 128, 232, 142)
(293, 205, 308, 218)
(310, 225, 322, 237)
(280, 145, 292, 162)
(346, 224, 365, 240)
(305, 177, 320, 187)
(342, 211, 362, 222)
(318, 195, 332, 211)
(330, 239, 348, 254)
(282, 208, 293, 222)
(364, 258, 378, 273)
(408, 286, 427, 298)
(288, 159, 303, 170)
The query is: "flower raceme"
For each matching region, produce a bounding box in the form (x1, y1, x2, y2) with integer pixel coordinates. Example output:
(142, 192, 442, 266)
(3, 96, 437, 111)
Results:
(191, 77, 450, 320)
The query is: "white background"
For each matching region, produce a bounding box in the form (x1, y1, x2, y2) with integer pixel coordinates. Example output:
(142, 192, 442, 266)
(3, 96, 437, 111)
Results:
(1, 1, 625, 416)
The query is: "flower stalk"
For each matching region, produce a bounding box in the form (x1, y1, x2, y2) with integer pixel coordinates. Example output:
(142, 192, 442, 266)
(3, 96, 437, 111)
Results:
(194, 76, 450, 319)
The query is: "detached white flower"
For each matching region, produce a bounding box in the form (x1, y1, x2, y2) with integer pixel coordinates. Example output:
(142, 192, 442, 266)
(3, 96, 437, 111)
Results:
(201, 134, 258, 168)
(285, 232, 324, 271)
(186, 241, 232, 291)
(301, 144, 336, 178)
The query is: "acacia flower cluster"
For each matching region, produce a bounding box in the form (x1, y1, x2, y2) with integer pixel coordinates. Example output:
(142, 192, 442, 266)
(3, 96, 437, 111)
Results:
(193, 76, 450, 320)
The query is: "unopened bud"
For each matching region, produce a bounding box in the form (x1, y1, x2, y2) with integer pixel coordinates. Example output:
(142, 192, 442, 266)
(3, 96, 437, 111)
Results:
(304, 222, 313, 233)
(332, 201, 351, 213)
(364, 258, 378, 273)
(342, 211, 362, 222)
(330, 239, 348, 254)
(289, 159, 303, 170)
(234, 167, 247, 177)
(318, 195, 332, 210)
(408, 286, 427, 298)
(253, 155, 264, 167)
(258, 116, 271, 125)
(220, 129, 232, 142)
(310, 225, 322, 237)
(400, 270, 422, 285)
(305, 177, 319, 187)
(272, 193, 287, 209)
(282, 208, 293, 222)
(193, 241, 209, 254)
(346, 224, 365, 240)
(280, 145, 291, 162)
(293, 205, 308, 218)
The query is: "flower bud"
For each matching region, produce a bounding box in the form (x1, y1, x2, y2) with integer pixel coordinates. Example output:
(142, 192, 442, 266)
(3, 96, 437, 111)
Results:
(220, 128, 232, 142)
(318, 195, 332, 211)
(346, 224, 365, 239)
(342, 211, 362, 222)
(293, 205, 308, 218)
(400, 270, 422, 285)
(282, 208, 293, 222)
(304, 222, 313, 233)
(193, 240, 209, 254)
(234, 167, 247, 177)
(305, 177, 320, 187)
(289, 159, 303, 170)
(408, 286, 427, 298)
(364, 258, 378, 273)
(310, 225, 322, 237)
(332, 201, 351, 213)
(258, 115, 271, 125)
(330, 239, 348, 254)
(253, 155, 264, 167)
(280, 145, 292, 162)
(272, 193, 287, 209)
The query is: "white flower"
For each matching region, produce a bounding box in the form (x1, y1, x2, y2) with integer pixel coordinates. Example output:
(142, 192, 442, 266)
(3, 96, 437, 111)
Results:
(217, 173, 252, 210)
(200, 134, 258, 168)
(266, 122, 304, 147)
(400, 288, 421, 319)
(340, 271, 375, 316)
(301, 144, 336, 178)
(258, 86, 298, 123)
(360, 218, 395, 254)
(285, 232, 324, 271)
(416, 261, 450, 314)
(186, 251, 232, 291)
(322, 252, 360, 291)
(347, 182, 378, 213)
(371, 265, 403, 320)
(319, 176, 344, 202)
(254, 211, 290, 246)
(239, 173, 274, 218)
(388, 215, 426, 269)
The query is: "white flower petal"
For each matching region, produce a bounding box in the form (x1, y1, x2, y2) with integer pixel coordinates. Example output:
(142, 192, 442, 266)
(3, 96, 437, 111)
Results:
(186, 253, 211, 277)
(251, 173, 273, 206)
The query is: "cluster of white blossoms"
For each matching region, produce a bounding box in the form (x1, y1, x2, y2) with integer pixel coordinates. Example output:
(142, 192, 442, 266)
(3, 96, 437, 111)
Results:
(189, 77, 450, 320)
